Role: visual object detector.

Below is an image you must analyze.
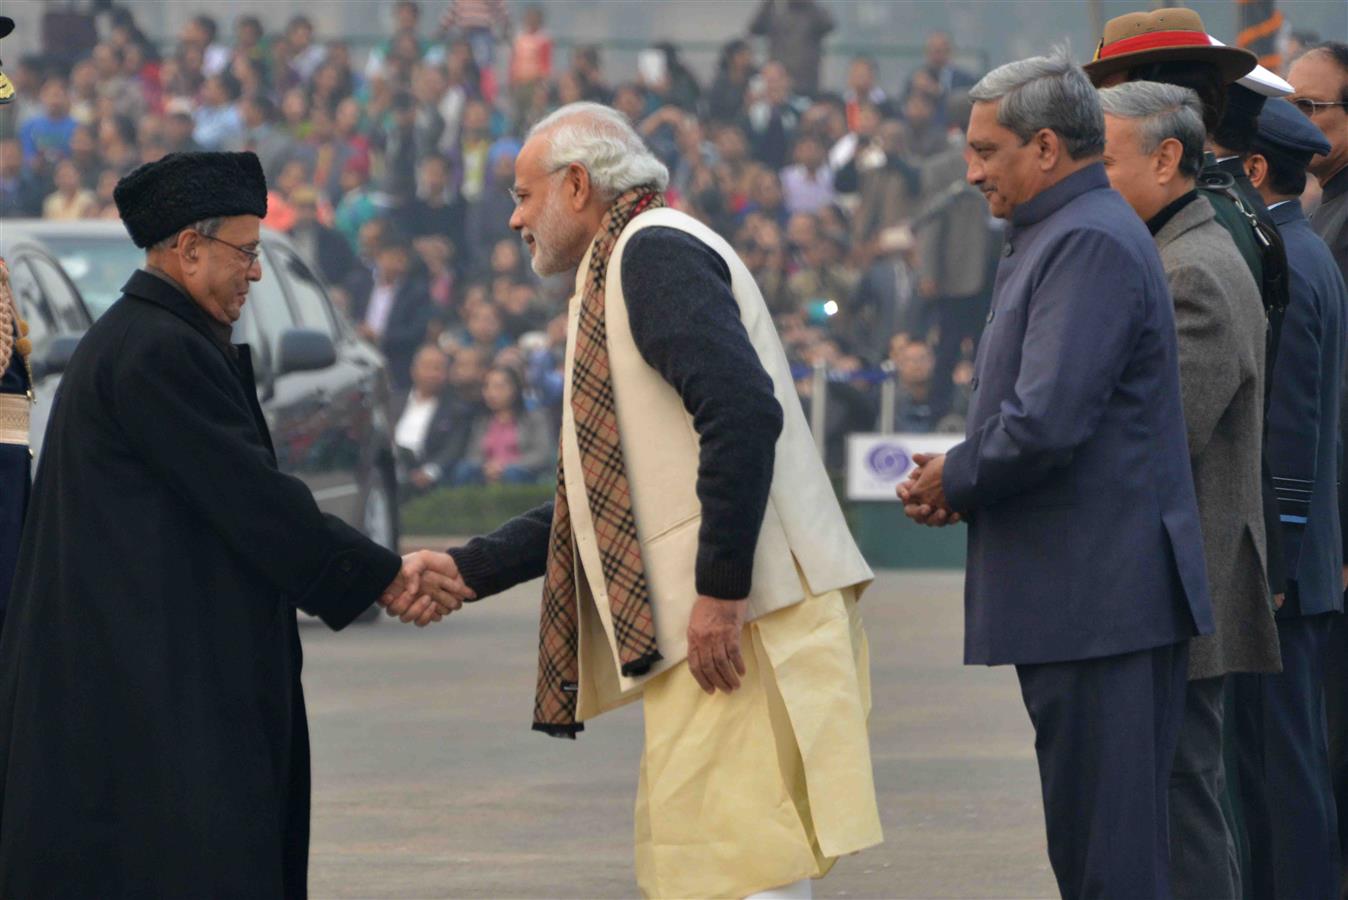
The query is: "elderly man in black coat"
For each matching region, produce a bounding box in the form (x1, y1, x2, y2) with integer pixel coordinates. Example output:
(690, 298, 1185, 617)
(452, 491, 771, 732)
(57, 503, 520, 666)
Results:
(0, 151, 471, 898)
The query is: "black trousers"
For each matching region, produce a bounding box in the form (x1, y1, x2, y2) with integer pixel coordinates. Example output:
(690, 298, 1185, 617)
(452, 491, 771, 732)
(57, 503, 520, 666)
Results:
(1325, 611, 1347, 900)
(0, 441, 30, 642)
(1170, 675, 1240, 899)
(1234, 609, 1342, 900)
(1017, 641, 1189, 900)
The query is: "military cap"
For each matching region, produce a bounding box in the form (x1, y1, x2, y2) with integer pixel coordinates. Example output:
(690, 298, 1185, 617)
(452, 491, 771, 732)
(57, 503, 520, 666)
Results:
(1256, 97, 1332, 162)
(1208, 36, 1293, 97)
(1085, 8, 1255, 86)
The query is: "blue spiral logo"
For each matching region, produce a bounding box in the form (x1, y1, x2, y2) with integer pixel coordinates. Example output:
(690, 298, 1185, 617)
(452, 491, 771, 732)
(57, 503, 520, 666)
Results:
(867, 443, 911, 480)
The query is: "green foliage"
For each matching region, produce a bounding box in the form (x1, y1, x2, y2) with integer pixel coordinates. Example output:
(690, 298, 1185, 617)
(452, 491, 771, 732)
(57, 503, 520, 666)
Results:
(400, 482, 556, 535)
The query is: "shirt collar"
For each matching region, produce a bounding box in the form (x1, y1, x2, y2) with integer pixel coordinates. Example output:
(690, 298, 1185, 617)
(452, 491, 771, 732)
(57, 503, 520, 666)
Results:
(1267, 197, 1307, 226)
(1010, 162, 1110, 230)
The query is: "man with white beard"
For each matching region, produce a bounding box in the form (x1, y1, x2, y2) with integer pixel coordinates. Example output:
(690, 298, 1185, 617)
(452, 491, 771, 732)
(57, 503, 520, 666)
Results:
(439, 102, 882, 899)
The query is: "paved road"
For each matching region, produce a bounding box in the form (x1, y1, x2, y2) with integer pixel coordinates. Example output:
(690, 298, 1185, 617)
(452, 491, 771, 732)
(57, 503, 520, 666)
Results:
(303, 567, 1058, 899)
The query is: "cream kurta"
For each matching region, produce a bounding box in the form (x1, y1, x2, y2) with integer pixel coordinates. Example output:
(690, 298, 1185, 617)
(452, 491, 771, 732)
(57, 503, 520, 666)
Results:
(633, 578, 882, 899)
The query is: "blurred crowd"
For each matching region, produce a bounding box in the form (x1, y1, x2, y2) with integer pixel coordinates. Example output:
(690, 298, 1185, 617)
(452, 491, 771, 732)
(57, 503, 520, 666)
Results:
(0, 0, 1005, 490)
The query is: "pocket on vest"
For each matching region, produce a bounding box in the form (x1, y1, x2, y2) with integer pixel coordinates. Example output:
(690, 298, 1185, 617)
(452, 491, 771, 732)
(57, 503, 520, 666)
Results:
(642, 512, 701, 546)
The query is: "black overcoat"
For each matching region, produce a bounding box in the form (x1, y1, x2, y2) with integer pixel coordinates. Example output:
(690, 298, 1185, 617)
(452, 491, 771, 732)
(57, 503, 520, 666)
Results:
(0, 270, 401, 898)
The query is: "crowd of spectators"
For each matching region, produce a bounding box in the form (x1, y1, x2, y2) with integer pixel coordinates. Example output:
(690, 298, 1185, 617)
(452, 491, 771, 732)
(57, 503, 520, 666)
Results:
(0, 0, 1001, 490)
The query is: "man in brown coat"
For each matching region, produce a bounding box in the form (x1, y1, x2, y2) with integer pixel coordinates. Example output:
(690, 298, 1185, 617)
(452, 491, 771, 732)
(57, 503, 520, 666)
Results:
(1101, 81, 1280, 900)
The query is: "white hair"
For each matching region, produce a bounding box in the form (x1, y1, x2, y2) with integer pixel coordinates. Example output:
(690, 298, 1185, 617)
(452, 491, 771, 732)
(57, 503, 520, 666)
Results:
(969, 47, 1105, 160)
(527, 101, 669, 198)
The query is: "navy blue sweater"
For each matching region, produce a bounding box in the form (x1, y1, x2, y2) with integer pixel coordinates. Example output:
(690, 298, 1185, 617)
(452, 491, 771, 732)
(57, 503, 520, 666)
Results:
(448, 226, 784, 601)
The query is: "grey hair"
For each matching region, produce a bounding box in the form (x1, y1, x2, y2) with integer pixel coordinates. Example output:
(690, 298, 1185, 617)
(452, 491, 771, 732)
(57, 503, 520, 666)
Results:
(150, 217, 224, 252)
(968, 47, 1105, 160)
(527, 101, 669, 199)
(1098, 81, 1205, 178)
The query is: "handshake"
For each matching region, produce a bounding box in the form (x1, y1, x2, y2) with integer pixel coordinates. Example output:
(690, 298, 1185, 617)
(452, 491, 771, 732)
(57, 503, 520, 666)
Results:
(377, 550, 477, 627)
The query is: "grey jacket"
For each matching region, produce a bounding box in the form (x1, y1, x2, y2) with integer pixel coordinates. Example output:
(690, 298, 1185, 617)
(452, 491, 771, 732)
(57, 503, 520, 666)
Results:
(1156, 194, 1281, 679)
(916, 146, 999, 300)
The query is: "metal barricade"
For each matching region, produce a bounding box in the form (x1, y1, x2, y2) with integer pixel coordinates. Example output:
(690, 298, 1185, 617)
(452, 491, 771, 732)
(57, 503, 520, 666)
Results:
(809, 360, 828, 456)
(877, 360, 897, 435)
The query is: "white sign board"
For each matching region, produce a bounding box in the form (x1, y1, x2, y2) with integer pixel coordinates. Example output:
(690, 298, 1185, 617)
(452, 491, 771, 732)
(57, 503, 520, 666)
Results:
(846, 433, 962, 502)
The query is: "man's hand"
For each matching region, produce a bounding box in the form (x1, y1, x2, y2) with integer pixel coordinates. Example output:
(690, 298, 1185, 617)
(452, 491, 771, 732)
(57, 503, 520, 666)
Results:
(898, 453, 960, 527)
(378, 550, 477, 627)
(409, 467, 436, 490)
(1273, 593, 1285, 611)
(686, 595, 749, 694)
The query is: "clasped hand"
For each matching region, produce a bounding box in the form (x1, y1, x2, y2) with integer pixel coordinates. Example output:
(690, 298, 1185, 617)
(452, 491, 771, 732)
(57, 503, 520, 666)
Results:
(897, 452, 962, 527)
(378, 550, 477, 627)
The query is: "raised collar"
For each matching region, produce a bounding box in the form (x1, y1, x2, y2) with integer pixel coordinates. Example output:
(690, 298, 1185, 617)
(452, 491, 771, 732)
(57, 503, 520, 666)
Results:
(121, 269, 238, 366)
(1267, 198, 1308, 227)
(1147, 189, 1200, 236)
(1322, 166, 1348, 204)
(1010, 162, 1110, 230)
(1153, 192, 1216, 249)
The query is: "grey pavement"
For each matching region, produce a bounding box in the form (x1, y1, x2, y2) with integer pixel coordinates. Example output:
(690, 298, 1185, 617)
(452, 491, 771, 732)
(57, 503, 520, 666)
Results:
(302, 566, 1058, 899)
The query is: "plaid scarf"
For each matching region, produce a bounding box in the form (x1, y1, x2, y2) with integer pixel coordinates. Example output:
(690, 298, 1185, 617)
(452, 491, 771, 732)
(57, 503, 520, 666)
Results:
(533, 186, 666, 738)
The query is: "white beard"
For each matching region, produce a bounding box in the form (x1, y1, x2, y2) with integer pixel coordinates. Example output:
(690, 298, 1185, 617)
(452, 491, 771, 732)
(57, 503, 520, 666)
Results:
(527, 191, 589, 276)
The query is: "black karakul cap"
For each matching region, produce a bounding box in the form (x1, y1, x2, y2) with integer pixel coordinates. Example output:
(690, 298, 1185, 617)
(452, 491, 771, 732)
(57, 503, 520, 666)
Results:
(113, 151, 268, 248)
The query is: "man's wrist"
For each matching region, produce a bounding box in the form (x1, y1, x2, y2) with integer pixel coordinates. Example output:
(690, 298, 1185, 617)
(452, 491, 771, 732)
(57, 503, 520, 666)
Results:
(695, 554, 753, 600)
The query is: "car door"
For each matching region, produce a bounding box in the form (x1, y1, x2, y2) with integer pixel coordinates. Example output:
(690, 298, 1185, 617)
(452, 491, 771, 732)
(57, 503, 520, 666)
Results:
(7, 254, 68, 460)
(24, 252, 90, 336)
(243, 248, 339, 513)
(273, 241, 374, 522)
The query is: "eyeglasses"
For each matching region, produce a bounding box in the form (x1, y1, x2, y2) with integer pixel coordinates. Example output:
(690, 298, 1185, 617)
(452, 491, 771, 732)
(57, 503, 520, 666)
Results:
(1291, 97, 1348, 117)
(195, 232, 262, 266)
(508, 164, 569, 208)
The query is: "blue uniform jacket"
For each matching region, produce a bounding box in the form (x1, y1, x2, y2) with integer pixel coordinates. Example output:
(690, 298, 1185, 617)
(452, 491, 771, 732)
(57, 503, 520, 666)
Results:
(1268, 199, 1346, 616)
(943, 164, 1214, 666)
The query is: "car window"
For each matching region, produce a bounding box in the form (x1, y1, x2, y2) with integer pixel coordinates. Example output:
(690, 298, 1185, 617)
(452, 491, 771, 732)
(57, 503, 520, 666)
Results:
(246, 251, 296, 358)
(6, 259, 56, 353)
(25, 254, 88, 333)
(269, 244, 336, 339)
(42, 236, 144, 320)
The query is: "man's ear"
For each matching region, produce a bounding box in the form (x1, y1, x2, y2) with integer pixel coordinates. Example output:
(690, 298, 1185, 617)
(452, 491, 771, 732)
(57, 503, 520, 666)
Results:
(1153, 137, 1184, 186)
(1036, 128, 1061, 171)
(1244, 152, 1268, 191)
(566, 162, 591, 213)
(176, 230, 200, 270)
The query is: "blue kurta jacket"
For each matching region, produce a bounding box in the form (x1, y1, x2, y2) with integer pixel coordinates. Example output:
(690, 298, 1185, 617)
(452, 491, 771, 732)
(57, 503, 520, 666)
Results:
(944, 164, 1214, 666)
(1268, 199, 1346, 616)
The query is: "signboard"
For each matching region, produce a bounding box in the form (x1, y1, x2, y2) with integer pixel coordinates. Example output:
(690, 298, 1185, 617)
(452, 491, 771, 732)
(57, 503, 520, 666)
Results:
(846, 433, 961, 502)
